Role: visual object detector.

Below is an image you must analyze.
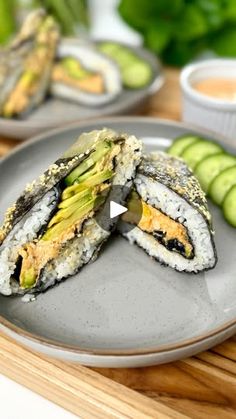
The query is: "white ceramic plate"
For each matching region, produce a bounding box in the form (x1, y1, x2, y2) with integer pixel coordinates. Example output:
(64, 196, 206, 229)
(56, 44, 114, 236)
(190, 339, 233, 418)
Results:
(0, 117, 235, 367)
(0, 41, 163, 140)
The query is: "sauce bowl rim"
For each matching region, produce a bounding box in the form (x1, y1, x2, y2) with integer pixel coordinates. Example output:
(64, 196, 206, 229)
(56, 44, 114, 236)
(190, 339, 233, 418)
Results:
(180, 59, 236, 110)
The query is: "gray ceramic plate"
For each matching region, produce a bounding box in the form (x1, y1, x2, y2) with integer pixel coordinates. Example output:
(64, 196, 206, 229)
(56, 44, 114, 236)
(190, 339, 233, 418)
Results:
(0, 40, 163, 140)
(0, 117, 235, 368)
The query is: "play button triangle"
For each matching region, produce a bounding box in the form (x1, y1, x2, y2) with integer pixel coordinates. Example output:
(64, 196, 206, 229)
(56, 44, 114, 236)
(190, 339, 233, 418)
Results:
(110, 201, 128, 219)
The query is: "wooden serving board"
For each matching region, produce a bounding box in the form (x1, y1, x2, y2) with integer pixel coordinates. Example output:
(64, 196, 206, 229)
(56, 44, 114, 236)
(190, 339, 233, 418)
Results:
(0, 68, 235, 418)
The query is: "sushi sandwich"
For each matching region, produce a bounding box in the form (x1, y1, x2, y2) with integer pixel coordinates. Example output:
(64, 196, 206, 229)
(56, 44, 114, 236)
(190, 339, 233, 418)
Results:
(119, 152, 217, 273)
(0, 128, 142, 296)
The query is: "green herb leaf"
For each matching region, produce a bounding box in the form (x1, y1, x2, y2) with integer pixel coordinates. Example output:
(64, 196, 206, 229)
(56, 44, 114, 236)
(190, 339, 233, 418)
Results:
(144, 21, 172, 54)
(223, 0, 236, 22)
(212, 27, 236, 56)
(174, 4, 208, 41)
(118, 0, 184, 31)
(195, 0, 224, 30)
(162, 42, 193, 66)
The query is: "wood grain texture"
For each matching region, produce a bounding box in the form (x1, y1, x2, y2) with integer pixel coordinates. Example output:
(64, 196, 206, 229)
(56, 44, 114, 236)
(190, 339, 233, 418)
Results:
(147, 395, 236, 419)
(0, 333, 186, 419)
(0, 68, 235, 418)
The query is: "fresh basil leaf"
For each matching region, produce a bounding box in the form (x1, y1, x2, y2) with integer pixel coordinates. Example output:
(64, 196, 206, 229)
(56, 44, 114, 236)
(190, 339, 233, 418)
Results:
(118, 0, 236, 65)
(118, 0, 184, 31)
(144, 21, 172, 54)
(212, 27, 236, 55)
(174, 4, 208, 41)
(223, 0, 236, 22)
(195, 0, 224, 30)
(162, 41, 197, 66)
(195, 0, 222, 14)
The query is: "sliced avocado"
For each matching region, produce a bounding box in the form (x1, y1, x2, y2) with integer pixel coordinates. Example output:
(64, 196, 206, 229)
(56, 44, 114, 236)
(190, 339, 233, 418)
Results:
(48, 191, 92, 228)
(62, 183, 88, 201)
(42, 196, 105, 241)
(63, 168, 113, 200)
(59, 188, 91, 209)
(19, 71, 37, 88)
(3, 70, 38, 117)
(185, 245, 193, 259)
(82, 169, 113, 188)
(47, 171, 112, 231)
(20, 267, 37, 289)
(39, 16, 57, 34)
(127, 190, 140, 208)
(65, 140, 112, 186)
(61, 57, 91, 80)
(122, 190, 141, 225)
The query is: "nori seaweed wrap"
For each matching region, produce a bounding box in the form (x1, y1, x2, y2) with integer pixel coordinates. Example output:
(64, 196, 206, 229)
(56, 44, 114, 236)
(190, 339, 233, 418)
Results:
(119, 152, 217, 273)
(0, 128, 142, 295)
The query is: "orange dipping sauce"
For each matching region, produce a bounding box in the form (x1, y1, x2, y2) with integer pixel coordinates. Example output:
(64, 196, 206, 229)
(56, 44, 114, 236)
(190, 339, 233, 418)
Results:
(193, 78, 236, 101)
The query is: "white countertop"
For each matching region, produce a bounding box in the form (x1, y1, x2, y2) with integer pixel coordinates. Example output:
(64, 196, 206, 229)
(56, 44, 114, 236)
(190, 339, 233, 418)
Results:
(0, 375, 78, 419)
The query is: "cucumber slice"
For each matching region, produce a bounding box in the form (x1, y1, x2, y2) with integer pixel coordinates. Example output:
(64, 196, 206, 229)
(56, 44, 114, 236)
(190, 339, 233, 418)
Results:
(98, 42, 153, 89)
(181, 140, 223, 170)
(98, 42, 120, 56)
(209, 165, 236, 206)
(168, 135, 199, 157)
(223, 185, 236, 227)
(122, 61, 153, 89)
(112, 49, 137, 69)
(100, 43, 133, 68)
(195, 153, 236, 193)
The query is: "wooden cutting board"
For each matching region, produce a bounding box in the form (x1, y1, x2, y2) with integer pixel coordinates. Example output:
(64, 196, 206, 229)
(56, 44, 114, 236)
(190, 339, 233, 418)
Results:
(0, 68, 235, 418)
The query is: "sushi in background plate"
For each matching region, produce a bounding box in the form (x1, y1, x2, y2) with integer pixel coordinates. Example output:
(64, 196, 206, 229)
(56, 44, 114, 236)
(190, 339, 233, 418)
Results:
(51, 41, 122, 106)
(0, 39, 163, 138)
(0, 9, 60, 118)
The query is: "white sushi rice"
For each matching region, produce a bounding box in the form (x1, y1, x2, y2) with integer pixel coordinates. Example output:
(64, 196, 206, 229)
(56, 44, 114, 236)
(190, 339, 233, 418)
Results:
(0, 189, 57, 295)
(0, 133, 142, 295)
(41, 220, 109, 289)
(120, 174, 216, 273)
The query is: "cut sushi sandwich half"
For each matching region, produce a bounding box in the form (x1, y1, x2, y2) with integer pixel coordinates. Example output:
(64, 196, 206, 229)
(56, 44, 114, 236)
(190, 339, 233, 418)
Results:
(51, 42, 122, 106)
(0, 9, 60, 118)
(119, 152, 217, 273)
(0, 128, 142, 296)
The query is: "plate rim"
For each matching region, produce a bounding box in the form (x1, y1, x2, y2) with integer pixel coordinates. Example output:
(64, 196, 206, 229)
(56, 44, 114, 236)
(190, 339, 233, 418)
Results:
(0, 116, 236, 357)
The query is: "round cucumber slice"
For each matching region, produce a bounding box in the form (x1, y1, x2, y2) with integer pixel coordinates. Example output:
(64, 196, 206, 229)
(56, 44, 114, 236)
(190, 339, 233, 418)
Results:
(99, 43, 136, 68)
(168, 135, 200, 157)
(181, 140, 222, 170)
(122, 61, 153, 89)
(98, 42, 153, 88)
(113, 50, 137, 69)
(98, 42, 120, 56)
(209, 165, 236, 206)
(195, 153, 236, 193)
(223, 185, 236, 227)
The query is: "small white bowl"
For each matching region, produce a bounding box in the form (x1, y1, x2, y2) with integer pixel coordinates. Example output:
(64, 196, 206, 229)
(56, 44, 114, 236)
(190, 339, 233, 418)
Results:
(180, 59, 236, 144)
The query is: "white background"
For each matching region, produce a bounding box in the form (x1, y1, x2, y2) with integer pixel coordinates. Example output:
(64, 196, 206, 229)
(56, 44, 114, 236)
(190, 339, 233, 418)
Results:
(0, 375, 77, 419)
